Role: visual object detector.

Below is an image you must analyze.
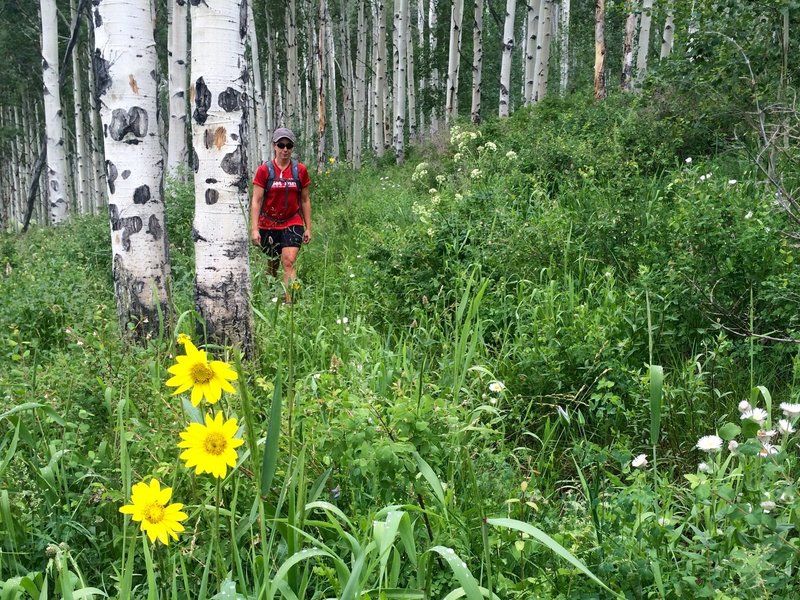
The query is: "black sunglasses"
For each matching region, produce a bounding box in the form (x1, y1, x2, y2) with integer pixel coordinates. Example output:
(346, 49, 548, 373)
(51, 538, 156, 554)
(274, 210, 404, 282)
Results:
(276, 142, 294, 149)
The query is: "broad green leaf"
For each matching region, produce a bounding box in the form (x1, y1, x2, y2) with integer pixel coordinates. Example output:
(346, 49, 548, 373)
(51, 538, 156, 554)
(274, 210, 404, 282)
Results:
(412, 451, 447, 516)
(718, 422, 741, 441)
(649, 364, 663, 447)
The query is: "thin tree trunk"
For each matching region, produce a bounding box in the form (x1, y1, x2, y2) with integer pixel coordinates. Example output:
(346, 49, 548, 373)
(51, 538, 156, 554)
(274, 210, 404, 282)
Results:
(621, 2, 637, 92)
(405, 0, 417, 142)
(325, 0, 340, 161)
(470, 0, 484, 123)
(446, 0, 464, 123)
(559, 0, 570, 95)
(286, 0, 299, 127)
(393, 0, 407, 162)
(534, 0, 552, 102)
(353, 0, 367, 168)
(70, 0, 88, 214)
(247, 0, 269, 164)
(374, 0, 387, 157)
(635, 0, 653, 86)
(40, 0, 70, 225)
(317, 0, 328, 171)
(93, 0, 172, 342)
(428, 0, 440, 135)
(594, 0, 606, 100)
(660, 1, 675, 59)
(499, 0, 516, 117)
(190, 0, 253, 354)
(524, 1, 539, 103)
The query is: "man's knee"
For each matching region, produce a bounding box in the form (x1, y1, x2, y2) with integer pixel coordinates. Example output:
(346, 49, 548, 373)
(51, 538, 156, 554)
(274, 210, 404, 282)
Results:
(281, 254, 297, 269)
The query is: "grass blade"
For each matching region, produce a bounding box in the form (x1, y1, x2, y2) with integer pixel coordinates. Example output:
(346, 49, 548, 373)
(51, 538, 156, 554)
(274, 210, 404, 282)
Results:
(428, 546, 482, 600)
(261, 365, 283, 496)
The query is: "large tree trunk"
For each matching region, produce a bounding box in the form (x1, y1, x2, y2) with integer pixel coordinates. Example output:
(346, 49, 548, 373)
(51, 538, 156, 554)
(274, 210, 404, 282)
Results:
(635, 0, 653, 86)
(428, 0, 440, 135)
(40, 0, 70, 225)
(445, 0, 464, 123)
(352, 0, 367, 168)
(594, 0, 606, 100)
(286, 0, 299, 128)
(620, 2, 637, 92)
(93, 0, 172, 341)
(533, 0, 552, 102)
(190, 0, 253, 354)
(470, 0, 484, 123)
(247, 0, 269, 164)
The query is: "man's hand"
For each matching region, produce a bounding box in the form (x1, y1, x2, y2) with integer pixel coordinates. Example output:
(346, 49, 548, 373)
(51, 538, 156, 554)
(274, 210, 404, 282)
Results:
(303, 229, 312, 244)
(251, 229, 261, 246)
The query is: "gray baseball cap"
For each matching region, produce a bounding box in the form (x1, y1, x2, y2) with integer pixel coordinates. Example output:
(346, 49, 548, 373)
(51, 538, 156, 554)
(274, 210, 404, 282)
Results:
(272, 127, 296, 144)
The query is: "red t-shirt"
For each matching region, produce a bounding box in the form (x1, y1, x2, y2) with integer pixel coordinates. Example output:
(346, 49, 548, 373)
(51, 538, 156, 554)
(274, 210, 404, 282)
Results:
(253, 160, 311, 229)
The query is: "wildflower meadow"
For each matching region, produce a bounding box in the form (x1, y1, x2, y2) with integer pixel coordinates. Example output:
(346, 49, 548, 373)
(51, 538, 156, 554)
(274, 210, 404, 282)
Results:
(3, 90, 800, 599)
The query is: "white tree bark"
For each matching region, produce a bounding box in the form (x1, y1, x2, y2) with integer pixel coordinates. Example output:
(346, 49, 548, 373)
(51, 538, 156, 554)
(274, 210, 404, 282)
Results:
(93, 0, 172, 340)
(40, 0, 69, 225)
(499, 0, 517, 117)
(594, 0, 606, 100)
(190, 0, 253, 353)
(166, 0, 189, 177)
(524, 1, 539, 103)
(533, 0, 552, 102)
(445, 0, 464, 122)
(393, 0, 407, 162)
(70, 0, 89, 214)
(373, 0, 387, 157)
(246, 0, 269, 164)
(428, 0, 440, 135)
(353, 0, 367, 167)
(337, 1, 354, 161)
(470, 0, 484, 123)
(325, 0, 340, 161)
(660, 1, 675, 59)
(621, 2, 637, 92)
(286, 0, 299, 127)
(559, 0, 570, 95)
(317, 0, 329, 170)
(405, 0, 417, 142)
(636, 0, 653, 86)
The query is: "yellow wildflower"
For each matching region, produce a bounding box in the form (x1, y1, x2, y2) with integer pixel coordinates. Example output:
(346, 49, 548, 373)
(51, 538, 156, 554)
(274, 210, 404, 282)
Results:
(178, 412, 245, 479)
(119, 479, 187, 545)
(165, 339, 237, 406)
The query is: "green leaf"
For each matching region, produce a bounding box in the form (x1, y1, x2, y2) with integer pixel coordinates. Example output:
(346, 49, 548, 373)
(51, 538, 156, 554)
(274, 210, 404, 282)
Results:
(261, 366, 283, 496)
(486, 518, 619, 597)
(649, 365, 663, 447)
(718, 423, 741, 441)
(442, 587, 500, 600)
(181, 397, 204, 424)
(428, 546, 482, 600)
(412, 451, 447, 517)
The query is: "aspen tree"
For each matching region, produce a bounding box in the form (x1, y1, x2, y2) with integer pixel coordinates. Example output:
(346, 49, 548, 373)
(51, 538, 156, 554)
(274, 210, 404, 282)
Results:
(40, 0, 69, 224)
(405, 0, 417, 142)
(93, 0, 172, 340)
(660, 1, 675, 59)
(428, 0, 440, 135)
(594, 0, 607, 100)
(636, 0, 653, 86)
(190, 0, 253, 353)
(499, 0, 517, 117)
(373, 0, 387, 157)
(471, 0, 484, 124)
(524, 1, 539, 103)
(534, 0, 552, 102)
(353, 0, 368, 167)
(393, 0, 408, 162)
(559, 0, 570, 95)
(621, 1, 637, 92)
(445, 0, 464, 122)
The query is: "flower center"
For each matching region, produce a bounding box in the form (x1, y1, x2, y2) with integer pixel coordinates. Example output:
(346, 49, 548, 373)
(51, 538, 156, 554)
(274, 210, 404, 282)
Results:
(190, 362, 214, 384)
(203, 432, 227, 456)
(143, 503, 165, 524)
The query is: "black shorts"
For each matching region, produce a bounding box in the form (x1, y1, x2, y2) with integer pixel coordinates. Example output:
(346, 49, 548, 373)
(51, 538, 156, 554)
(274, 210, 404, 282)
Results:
(259, 225, 304, 257)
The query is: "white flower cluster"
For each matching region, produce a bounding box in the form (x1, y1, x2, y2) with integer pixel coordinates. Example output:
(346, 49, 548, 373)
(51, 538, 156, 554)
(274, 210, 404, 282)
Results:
(478, 141, 497, 153)
(436, 174, 447, 185)
(505, 150, 518, 160)
(411, 201, 433, 223)
(470, 169, 483, 180)
(411, 162, 430, 183)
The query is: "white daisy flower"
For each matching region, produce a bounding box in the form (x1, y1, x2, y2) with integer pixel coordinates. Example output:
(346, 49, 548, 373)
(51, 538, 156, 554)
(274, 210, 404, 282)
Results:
(779, 402, 800, 418)
(685, 157, 693, 164)
(698, 462, 712, 473)
(738, 400, 752, 414)
(728, 440, 739, 452)
(631, 454, 648, 469)
(757, 429, 777, 442)
(488, 381, 505, 393)
(778, 419, 796, 434)
(696, 435, 723, 452)
(758, 443, 779, 457)
(744, 211, 753, 220)
(760, 500, 776, 513)
(741, 407, 768, 423)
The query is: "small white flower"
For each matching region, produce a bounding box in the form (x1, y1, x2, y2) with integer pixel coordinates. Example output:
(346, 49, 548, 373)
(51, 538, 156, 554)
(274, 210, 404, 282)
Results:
(454, 193, 463, 201)
(705, 172, 712, 179)
(271, 297, 279, 303)
(728, 440, 739, 452)
(489, 397, 497, 405)
(741, 407, 768, 423)
(505, 150, 518, 160)
(728, 179, 738, 185)
(453, 153, 462, 161)
(760, 500, 776, 513)
(436, 175, 447, 185)
(336, 318, 342, 324)
(342, 317, 349, 324)
(349, 273, 355, 278)
(470, 169, 483, 179)
(632, 454, 648, 469)
(696, 435, 723, 452)
(429, 188, 438, 194)
(738, 400, 752, 414)
(488, 381, 506, 393)
(744, 211, 753, 220)
(685, 157, 693, 164)
(699, 175, 707, 182)
(757, 429, 777, 442)
(778, 419, 796, 434)
(779, 402, 800, 418)
(698, 462, 712, 473)
(427, 228, 434, 237)
(758, 443, 779, 457)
